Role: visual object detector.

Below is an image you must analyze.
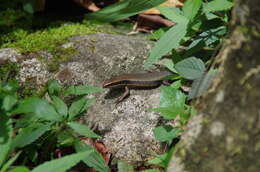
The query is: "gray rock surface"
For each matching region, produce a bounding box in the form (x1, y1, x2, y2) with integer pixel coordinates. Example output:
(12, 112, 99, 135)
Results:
(4, 33, 164, 164)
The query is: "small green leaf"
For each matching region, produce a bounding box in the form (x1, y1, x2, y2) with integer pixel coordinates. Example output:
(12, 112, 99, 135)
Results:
(175, 57, 206, 80)
(148, 28, 166, 40)
(7, 166, 30, 172)
(13, 97, 62, 121)
(67, 122, 101, 139)
(203, 0, 233, 13)
(144, 20, 188, 69)
(170, 80, 182, 89)
(153, 125, 182, 144)
(12, 123, 50, 149)
(31, 151, 93, 172)
(0, 114, 12, 167)
(85, 0, 166, 22)
(51, 96, 68, 117)
(118, 161, 134, 172)
(57, 131, 75, 146)
(64, 85, 102, 96)
(188, 69, 217, 99)
(183, 0, 202, 21)
(68, 97, 94, 120)
(74, 140, 110, 172)
(23, 0, 35, 14)
(48, 80, 61, 95)
(2, 94, 17, 111)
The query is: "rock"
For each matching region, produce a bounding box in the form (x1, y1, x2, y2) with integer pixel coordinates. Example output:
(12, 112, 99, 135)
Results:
(0, 48, 22, 64)
(6, 33, 164, 164)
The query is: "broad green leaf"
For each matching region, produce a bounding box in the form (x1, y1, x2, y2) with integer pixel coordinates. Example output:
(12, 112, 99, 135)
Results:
(13, 97, 62, 121)
(150, 86, 186, 119)
(160, 86, 186, 108)
(118, 161, 134, 172)
(74, 140, 110, 172)
(150, 106, 181, 120)
(188, 69, 217, 99)
(12, 123, 50, 149)
(67, 122, 101, 139)
(86, 0, 166, 22)
(203, 0, 233, 13)
(1, 151, 21, 172)
(175, 57, 205, 80)
(157, 6, 185, 23)
(144, 20, 188, 69)
(7, 166, 30, 172)
(68, 98, 94, 120)
(2, 94, 17, 111)
(51, 96, 68, 117)
(153, 125, 182, 144)
(31, 151, 92, 172)
(0, 114, 12, 167)
(183, 0, 202, 21)
(64, 85, 102, 96)
(48, 80, 61, 95)
(1, 81, 19, 93)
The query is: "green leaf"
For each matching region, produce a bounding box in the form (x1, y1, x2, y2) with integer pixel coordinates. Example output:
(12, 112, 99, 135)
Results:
(148, 28, 166, 40)
(7, 166, 30, 172)
(12, 123, 50, 149)
(48, 80, 61, 95)
(147, 153, 168, 168)
(148, 147, 175, 168)
(144, 20, 188, 69)
(188, 69, 217, 99)
(157, 6, 185, 23)
(2, 94, 17, 111)
(67, 122, 101, 139)
(51, 96, 68, 117)
(118, 161, 134, 172)
(74, 140, 110, 172)
(183, 0, 202, 21)
(0, 114, 12, 168)
(64, 85, 102, 96)
(57, 131, 74, 146)
(175, 57, 206, 80)
(150, 106, 181, 120)
(31, 151, 93, 172)
(68, 97, 94, 120)
(203, 0, 233, 13)
(170, 80, 182, 89)
(13, 97, 62, 122)
(1, 151, 21, 172)
(85, 0, 166, 22)
(150, 86, 186, 119)
(153, 125, 182, 144)
(161, 59, 177, 73)
(160, 86, 186, 108)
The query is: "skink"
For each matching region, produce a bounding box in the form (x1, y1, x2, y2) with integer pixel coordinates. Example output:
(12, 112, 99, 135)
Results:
(102, 71, 173, 103)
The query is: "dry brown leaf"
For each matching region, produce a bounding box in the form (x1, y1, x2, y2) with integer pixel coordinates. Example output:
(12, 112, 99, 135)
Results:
(143, 0, 185, 15)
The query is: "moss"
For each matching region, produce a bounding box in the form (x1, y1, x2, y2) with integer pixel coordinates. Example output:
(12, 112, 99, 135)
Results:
(1, 22, 101, 53)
